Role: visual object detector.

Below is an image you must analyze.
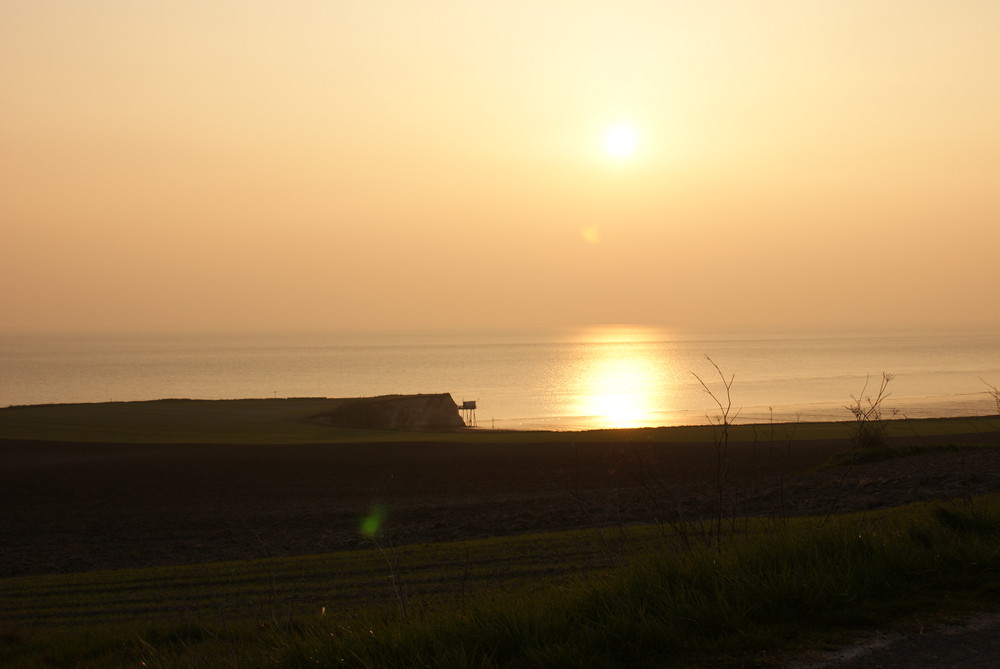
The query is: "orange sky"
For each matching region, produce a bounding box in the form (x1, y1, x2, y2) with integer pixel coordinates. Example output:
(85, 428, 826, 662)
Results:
(2, 1, 998, 334)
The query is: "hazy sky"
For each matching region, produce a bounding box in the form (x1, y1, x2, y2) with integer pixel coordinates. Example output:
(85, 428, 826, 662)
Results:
(3, 1, 998, 334)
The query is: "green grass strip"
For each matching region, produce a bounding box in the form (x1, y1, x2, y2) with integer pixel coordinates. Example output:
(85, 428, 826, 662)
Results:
(0, 525, 654, 629)
(279, 497, 1000, 669)
(4, 497, 1000, 668)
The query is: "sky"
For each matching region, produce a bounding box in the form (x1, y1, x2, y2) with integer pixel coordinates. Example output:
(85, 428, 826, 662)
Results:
(2, 1, 999, 334)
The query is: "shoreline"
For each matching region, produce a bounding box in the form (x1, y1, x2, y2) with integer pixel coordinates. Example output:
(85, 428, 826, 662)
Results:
(5, 388, 998, 434)
(0, 394, 1000, 443)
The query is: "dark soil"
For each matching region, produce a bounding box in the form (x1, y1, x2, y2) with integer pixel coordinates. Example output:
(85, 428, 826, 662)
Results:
(2, 431, 999, 578)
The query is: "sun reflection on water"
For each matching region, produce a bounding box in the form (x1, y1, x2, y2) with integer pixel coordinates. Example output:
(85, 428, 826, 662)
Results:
(568, 325, 677, 429)
(578, 356, 656, 428)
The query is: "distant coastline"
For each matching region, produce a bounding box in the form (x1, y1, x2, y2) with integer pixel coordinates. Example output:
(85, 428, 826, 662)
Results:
(2, 396, 999, 446)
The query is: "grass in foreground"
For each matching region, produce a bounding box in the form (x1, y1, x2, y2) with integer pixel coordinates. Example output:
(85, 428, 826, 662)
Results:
(4, 496, 1000, 668)
(0, 526, 648, 629)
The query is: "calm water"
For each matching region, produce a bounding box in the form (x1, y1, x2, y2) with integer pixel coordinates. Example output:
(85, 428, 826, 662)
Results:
(2, 327, 999, 430)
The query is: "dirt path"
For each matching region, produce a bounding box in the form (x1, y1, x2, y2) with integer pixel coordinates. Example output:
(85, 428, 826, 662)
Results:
(785, 608, 1000, 669)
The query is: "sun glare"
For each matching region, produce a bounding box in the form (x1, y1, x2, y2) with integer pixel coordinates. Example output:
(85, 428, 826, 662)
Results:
(579, 356, 653, 428)
(604, 123, 638, 159)
(573, 343, 663, 429)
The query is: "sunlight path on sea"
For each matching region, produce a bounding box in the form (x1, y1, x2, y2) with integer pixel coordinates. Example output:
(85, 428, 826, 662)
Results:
(565, 325, 685, 429)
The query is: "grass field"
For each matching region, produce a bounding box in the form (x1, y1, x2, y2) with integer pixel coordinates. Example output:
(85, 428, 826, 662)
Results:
(1, 525, 654, 629)
(2, 399, 1000, 667)
(3, 499, 1000, 668)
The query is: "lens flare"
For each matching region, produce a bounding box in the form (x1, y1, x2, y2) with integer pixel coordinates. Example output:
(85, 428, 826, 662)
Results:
(360, 503, 387, 538)
(581, 225, 601, 244)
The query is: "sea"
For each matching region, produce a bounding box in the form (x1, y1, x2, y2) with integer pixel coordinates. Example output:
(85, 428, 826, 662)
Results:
(2, 326, 999, 430)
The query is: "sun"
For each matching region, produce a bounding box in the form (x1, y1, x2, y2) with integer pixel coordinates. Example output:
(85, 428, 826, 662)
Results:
(603, 122, 638, 159)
